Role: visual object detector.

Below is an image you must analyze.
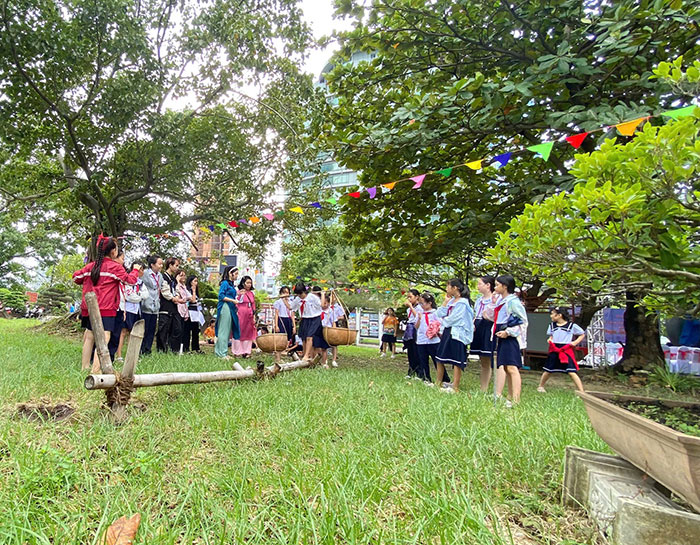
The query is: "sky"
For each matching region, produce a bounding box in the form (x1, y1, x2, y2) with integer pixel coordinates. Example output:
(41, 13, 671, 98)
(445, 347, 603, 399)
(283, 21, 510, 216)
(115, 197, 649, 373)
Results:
(300, 0, 354, 79)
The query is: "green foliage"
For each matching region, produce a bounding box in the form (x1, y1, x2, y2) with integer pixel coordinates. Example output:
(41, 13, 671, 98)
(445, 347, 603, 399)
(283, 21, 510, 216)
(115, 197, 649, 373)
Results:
(49, 253, 86, 288)
(621, 401, 700, 437)
(489, 112, 700, 314)
(0, 0, 317, 261)
(0, 287, 27, 310)
(37, 284, 75, 312)
(653, 55, 700, 95)
(648, 366, 700, 395)
(314, 0, 699, 284)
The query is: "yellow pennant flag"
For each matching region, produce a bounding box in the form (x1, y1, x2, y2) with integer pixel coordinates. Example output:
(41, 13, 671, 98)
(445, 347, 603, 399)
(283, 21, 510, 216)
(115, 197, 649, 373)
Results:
(249, 216, 260, 223)
(466, 160, 482, 170)
(382, 182, 397, 190)
(289, 206, 304, 214)
(615, 117, 647, 136)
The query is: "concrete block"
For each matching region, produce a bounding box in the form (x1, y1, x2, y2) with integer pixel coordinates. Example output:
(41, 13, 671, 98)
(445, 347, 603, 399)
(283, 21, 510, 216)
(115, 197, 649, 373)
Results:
(612, 500, 700, 545)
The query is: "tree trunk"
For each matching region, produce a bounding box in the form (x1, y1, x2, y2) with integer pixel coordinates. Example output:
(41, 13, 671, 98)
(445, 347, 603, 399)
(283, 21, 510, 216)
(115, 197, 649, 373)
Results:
(619, 291, 665, 372)
(575, 296, 603, 330)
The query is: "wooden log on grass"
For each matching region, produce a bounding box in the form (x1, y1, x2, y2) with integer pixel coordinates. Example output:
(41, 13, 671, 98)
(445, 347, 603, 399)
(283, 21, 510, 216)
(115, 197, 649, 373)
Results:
(85, 291, 114, 375)
(109, 319, 145, 421)
(85, 358, 315, 390)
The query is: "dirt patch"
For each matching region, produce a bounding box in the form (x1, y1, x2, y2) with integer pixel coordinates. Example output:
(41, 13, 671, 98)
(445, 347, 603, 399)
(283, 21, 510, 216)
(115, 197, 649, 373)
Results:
(612, 399, 700, 437)
(16, 402, 75, 422)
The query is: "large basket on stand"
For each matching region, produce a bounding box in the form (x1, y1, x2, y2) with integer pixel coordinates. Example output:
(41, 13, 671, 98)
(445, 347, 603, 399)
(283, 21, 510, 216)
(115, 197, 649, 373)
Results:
(323, 327, 357, 346)
(256, 333, 289, 353)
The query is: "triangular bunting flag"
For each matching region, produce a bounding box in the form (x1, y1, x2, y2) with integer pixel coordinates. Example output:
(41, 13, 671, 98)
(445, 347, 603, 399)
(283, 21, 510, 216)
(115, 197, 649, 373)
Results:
(466, 160, 482, 170)
(614, 117, 647, 136)
(310, 202, 322, 209)
(263, 214, 274, 221)
(207, 225, 215, 232)
(367, 187, 377, 199)
(249, 217, 260, 223)
(238, 219, 248, 225)
(492, 152, 512, 168)
(348, 192, 362, 198)
(661, 105, 696, 119)
(436, 168, 452, 177)
(275, 210, 285, 217)
(199, 227, 209, 234)
(289, 206, 304, 214)
(382, 182, 397, 190)
(228, 221, 239, 228)
(527, 142, 554, 161)
(565, 132, 589, 149)
(411, 174, 426, 189)
(216, 223, 226, 229)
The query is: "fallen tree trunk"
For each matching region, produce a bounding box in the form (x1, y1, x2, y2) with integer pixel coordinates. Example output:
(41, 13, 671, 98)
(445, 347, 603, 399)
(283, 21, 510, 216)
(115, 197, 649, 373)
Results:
(85, 358, 315, 390)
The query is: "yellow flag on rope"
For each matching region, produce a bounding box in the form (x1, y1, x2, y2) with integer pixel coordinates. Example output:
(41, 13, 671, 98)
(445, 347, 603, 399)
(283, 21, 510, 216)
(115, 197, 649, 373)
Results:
(615, 117, 647, 136)
(289, 206, 304, 214)
(466, 160, 482, 170)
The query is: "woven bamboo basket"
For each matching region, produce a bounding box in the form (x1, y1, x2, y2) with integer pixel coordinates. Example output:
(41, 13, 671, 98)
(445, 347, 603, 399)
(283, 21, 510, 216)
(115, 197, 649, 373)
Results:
(323, 327, 358, 346)
(256, 333, 289, 353)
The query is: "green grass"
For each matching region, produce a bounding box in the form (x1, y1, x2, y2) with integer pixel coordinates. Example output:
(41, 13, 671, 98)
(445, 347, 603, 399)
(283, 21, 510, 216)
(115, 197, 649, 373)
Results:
(0, 319, 634, 544)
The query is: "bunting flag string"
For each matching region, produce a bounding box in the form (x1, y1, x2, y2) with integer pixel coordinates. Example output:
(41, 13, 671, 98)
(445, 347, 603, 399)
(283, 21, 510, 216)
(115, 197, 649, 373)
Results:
(122, 104, 696, 240)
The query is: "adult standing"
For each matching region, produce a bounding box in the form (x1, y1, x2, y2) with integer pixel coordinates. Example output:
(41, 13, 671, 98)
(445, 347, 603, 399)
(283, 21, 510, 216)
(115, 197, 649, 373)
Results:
(73, 237, 141, 371)
(215, 266, 240, 359)
(185, 275, 204, 353)
(157, 257, 184, 352)
(140, 255, 163, 355)
(234, 275, 256, 358)
(171, 270, 189, 352)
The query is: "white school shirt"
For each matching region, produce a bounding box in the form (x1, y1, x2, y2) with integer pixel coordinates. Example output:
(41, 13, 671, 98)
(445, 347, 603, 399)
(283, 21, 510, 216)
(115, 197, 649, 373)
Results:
(124, 281, 143, 314)
(415, 308, 440, 345)
(406, 304, 419, 325)
(330, 304, 345, 323)
(273, 298, 292, 319)
(547, 322, 585, 344)
(289, 294, 322, 318)
(321, 307, 335, 327)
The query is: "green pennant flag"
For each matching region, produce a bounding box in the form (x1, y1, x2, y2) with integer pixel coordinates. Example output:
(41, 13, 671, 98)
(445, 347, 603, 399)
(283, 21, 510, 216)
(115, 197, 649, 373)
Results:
(327, 197, 338, 205)
(661, 105, 696, 119)
(436, 167, 453, 177)
(275, 210, 285, 217)
(216, 223, 226, 229)
(527, 141, 554, 161)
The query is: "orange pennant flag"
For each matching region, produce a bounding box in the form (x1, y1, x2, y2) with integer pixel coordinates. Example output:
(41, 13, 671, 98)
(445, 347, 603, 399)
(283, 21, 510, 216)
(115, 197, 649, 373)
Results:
(382, 182, 397, 190)
(614, 117, 647, 136)
(248, 216, 260, 223)
(466, 160, 482, 170)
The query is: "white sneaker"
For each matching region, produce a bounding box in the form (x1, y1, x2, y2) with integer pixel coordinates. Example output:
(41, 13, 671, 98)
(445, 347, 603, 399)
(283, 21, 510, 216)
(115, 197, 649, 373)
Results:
(537, 387, 546, 393)
(115, 357, 124, 363)
(423, 381, 435, 387)
(331, 360, 338, 368)
(380, 353, 386, 358)
(232, 362, 244, 371)
(412, 376, 422, 381)
(404, 375, 412, 380)
(441, 382, 453, 389)
(504, 400, 513, 408)
(390, 354, 395, 359)
(441, 386, 456, 394)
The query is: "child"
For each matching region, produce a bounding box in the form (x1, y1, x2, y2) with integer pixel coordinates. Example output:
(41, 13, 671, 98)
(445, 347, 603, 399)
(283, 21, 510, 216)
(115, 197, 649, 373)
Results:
(73, 237, 141, 372)
(203, 319, 216, 344)
(286, 334, 304, 360)
(435, 279, 474, 393)
(538, 307, 585, 393)
(273, 286, 295, 344)
(140, 255, 163, 356)
(328, 291, 345, 367)
(313, 293, 334, 368)
(471, 275, 500, 392)
(289, 282, 323, 362)
(492, 274, 528, 407)
(414, 292, 448, 386)
(402, 289, 421, 379)
(116, 262, 148, 360)
(380, 308, 399, 358)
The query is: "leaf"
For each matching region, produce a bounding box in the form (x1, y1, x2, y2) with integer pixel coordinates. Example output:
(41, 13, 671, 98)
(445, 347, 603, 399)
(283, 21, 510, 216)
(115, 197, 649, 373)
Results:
(100, 514, 141, 545)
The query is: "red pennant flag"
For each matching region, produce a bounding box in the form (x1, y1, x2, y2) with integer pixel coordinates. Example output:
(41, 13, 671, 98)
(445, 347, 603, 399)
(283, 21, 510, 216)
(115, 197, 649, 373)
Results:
(348, 192, 362, 198)
(411, 174, 426, 189)
(565, 132, 589, 149)
(228, 221, 239, 228)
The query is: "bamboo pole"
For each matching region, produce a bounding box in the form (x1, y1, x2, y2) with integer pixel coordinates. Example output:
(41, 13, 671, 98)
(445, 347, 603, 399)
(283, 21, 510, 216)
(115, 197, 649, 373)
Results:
(85, 291, 114, 375)
(121, 319, 144, 381)
(84, 358, 314, 391)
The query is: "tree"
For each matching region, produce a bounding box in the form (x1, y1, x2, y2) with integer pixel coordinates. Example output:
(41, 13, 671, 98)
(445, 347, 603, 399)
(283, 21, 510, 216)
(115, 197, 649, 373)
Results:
(0, 0, 316, 259)
(314, 0, 700, 285)
(489, 108, 700, 371)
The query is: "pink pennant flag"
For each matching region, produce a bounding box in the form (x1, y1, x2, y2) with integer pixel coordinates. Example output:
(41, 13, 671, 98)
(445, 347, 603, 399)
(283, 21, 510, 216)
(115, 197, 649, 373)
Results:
(411, 174, 426, 189)
(263, 213, 274, 221)
(367, 187, 377, 199)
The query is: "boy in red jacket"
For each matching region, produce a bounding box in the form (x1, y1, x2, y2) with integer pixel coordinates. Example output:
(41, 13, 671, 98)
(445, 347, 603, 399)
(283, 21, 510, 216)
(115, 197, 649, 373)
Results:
(73, 236, 141, 372)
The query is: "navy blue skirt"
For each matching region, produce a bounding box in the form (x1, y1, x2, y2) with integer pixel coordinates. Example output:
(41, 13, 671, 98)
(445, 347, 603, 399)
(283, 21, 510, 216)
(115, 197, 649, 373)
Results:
(124, 311, 141, 331)
(299, 316, 322, 340)
(435, 327, 467, 369)
(543, 343, 579, 373)
(81, 315, 116, 332)
(277, 317, 294, 342)
(381, 333, 397, 343)
(313, 330, 330, 349)
(470, 319, 495, 356)
(495, 335, 522, 368)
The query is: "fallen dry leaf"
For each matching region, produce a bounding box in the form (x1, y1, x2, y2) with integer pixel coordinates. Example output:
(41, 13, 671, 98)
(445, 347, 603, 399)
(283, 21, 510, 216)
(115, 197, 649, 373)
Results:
(368, 381, 374, 389)
(99, 513, 141, 545)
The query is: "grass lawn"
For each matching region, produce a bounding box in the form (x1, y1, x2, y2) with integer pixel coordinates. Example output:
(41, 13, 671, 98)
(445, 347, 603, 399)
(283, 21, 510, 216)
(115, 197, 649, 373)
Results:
(0, 319, 691, 544)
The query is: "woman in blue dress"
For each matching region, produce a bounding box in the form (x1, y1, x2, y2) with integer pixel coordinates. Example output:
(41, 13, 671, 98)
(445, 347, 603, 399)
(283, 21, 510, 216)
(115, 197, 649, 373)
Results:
(215, 266, 241, 360)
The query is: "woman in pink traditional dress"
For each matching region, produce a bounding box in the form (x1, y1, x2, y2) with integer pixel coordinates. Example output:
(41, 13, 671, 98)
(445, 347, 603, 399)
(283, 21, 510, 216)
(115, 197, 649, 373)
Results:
(233, 275, 256, 357)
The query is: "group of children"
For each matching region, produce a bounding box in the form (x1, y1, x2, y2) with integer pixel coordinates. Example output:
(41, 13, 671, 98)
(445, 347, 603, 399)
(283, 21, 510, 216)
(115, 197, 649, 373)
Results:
(400, 275, 586, 404)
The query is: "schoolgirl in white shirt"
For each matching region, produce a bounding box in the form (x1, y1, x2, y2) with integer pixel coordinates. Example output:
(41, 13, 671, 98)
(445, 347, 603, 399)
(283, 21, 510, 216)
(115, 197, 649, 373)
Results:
(313, 294, 336, 368)
(273, 286, 295, 343)
(471, 275, 500, 392)
(538, 306, 585, 393)
(402, 289, 421, 379)
(414, 292, 450, 386)
(328, 293, 345, 367)
(289, 282, 323, 362)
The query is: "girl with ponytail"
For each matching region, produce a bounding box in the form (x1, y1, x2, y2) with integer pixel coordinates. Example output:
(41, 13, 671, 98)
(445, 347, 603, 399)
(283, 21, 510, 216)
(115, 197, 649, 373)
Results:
(73, 236, 141, 372)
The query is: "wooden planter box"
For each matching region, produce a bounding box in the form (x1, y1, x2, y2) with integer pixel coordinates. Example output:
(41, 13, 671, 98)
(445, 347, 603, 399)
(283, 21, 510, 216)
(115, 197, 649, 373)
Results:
(577, 391, 700, 512)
